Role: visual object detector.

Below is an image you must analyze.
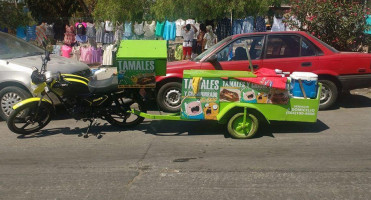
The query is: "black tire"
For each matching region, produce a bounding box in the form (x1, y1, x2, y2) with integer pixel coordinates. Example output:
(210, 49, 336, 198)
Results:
(319, 80, 338, 110)
(105, 97, 146, 128)
(156, 82, 182, 112)
(227, 113, 259, 139)
(7, 102, 53, 135)
(0, 86, 31, 121)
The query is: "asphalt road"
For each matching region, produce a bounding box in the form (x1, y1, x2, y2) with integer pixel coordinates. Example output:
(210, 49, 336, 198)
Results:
(0, 90, 370, 200)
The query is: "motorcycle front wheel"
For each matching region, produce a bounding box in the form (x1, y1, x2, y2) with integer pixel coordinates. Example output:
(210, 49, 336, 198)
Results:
(7, 102, 53, 135)
(105, 97, 146, 128)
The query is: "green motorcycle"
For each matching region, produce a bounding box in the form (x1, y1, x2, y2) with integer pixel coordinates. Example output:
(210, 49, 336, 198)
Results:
(7, 50, 146, 138)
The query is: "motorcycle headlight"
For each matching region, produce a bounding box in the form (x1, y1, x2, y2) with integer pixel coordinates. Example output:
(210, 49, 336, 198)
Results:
(45, 71, 52, 82)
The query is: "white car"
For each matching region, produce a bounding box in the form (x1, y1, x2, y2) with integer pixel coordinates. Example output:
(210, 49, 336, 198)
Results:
(0, 32, 91, 120)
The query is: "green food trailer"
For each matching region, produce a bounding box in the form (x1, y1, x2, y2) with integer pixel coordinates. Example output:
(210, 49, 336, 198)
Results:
(116, 40, 322, 139)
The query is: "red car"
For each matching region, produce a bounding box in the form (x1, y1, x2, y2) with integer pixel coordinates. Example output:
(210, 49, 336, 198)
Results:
(156, 31, 371, 112)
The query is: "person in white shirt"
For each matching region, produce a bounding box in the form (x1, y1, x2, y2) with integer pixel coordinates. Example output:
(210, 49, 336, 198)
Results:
(182, 24, 198, 60)
(203, 25, 217, 51)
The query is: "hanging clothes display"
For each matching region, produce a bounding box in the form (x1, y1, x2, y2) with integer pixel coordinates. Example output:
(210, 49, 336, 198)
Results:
(162, 20, 176, 41)
(102, 45, 114, 66)
(271, 16, 285, 32)
(242, 17, 254, 33)
(105, 21, 114, 32)
(86, 22, 96, 39)
(232, 19, 244, 35)
(114, 23, 124, 43)
(64, 25, 75, 45)
(91, 47, 102, 63)
(36, 23, 47, 46)
(255, 16, 266, 32)
(103, 20, 114, 44)
(72, 46, 81, 61)
(175, 19, 186, 37)
(134, 21, 144, 36)
(96, 22, 104, 43)
(204, 26, 217, 50)
(216, 18, 231, 41)
(186, 19, 195, 25)
(75, 22, 87, 35)
(143, 21, 156, 39)
(16, 26, 27, 40)
(80, 46, 92, 64)
(174, 45, 183, 61)
(75, 22, 87, 43)
(103, 32, 114, 44)
(26, 25, 37, 41)
(155, 21, 165, 38)
(45, 23, 55, 39)
(52, 45, 61, 56)
(61, 45, 72, 58)
(123, 21, 133, 40)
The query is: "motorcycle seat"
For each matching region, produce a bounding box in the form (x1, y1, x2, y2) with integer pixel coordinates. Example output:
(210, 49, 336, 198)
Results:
(88, 75, 119, 94)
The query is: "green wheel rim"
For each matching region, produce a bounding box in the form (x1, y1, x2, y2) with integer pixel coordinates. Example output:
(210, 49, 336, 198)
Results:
(228, 113, 259, 139)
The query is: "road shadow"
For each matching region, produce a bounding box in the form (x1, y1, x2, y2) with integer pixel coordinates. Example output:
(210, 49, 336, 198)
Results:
(259, 119, 329, 138)
(327, 93, 371, 110)
(135, 120, 226, 137)
(16, 121, 124, 139)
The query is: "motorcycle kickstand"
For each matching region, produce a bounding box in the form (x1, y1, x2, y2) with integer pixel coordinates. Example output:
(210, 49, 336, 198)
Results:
(83, 119, 98, 138)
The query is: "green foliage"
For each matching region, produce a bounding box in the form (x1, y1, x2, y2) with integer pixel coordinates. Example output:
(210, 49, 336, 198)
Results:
(151, 0, 287, 21)
(286, 0, 370, 51)
(93, 0, 147, 22)
(0, 2, 33, 29)
(26, 0, 85, 23)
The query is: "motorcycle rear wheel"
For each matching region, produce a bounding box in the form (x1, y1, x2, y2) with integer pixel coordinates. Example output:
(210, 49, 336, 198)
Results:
(7, 102, 52, 135)
(105, 97, 146, 128)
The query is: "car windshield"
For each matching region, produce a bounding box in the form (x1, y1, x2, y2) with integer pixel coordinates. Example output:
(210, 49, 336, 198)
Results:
(0, 32, 44, 60)
(307, 33, 339, 53)
(193, 36, 233, 62)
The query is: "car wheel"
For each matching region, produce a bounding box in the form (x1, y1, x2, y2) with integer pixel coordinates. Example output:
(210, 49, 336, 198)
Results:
(0, 86, 31, 121)
(319, 80, 338, 110)
(157, 82, 182, 113)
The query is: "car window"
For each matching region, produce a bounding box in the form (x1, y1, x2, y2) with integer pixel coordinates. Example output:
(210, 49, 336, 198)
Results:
(0, 32, 44, 60)
(301, 38, 316, 57)
(216, 36, 264, 62)
(193, 36, 232, 62)
(265, 35, 300, 59)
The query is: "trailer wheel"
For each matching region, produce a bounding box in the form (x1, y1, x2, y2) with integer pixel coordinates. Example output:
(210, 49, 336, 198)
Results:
(227, 113, 259, 139)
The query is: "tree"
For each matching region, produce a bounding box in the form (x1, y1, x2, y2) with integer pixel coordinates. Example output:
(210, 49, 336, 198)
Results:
(93, 0, 147, 22)
(151, 0, 290, 21)
(0, 1, 32, 30)
(286, 0, 370, 51)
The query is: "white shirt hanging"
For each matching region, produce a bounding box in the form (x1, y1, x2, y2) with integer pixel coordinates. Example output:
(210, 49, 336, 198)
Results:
(175, 19, 186, 37)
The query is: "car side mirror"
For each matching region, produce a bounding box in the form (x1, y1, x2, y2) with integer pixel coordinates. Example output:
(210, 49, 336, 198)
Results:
(207, 55, 217, 63)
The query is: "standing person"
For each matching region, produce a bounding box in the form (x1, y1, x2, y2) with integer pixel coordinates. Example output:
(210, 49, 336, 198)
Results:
(203, 25, 217, 51)
(196, 24, 206, 55)
(181, 24, 198, 60)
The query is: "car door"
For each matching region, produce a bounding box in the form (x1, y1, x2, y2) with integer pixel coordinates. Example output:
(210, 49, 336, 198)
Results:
(201, 36, 264, 71)
(262, 34, 319, 73)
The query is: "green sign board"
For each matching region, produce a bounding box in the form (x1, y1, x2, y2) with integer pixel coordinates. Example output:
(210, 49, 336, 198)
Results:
(117, 60, 156, 88)
(116, 40, 167, 88)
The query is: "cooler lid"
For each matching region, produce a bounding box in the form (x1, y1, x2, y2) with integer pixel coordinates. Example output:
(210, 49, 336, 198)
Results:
(116, 40, 167, 59)
(290, 72, 318, 81)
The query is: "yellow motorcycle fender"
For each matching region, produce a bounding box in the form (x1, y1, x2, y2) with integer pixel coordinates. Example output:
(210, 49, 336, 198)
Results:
(13, 97, 52, 110)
